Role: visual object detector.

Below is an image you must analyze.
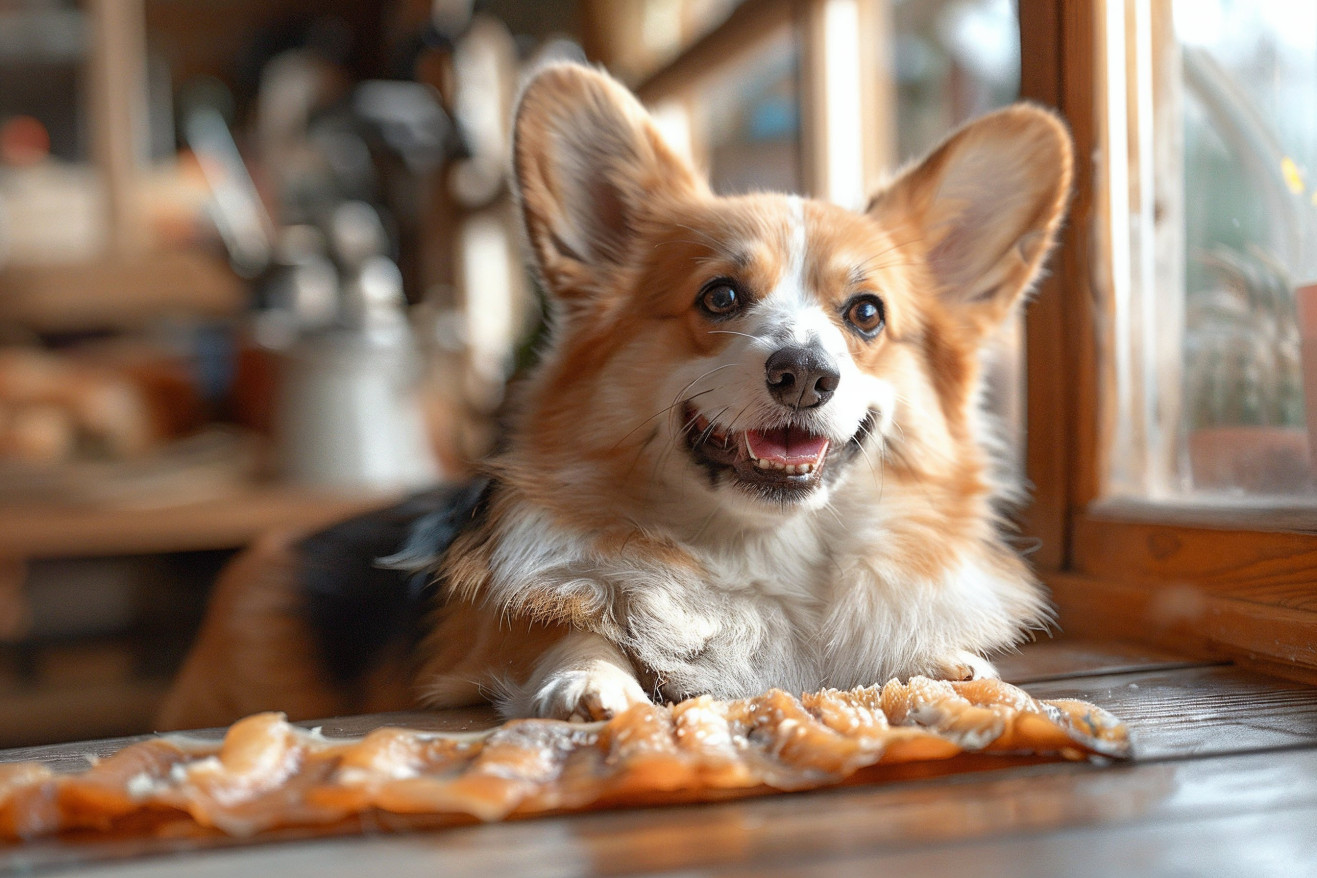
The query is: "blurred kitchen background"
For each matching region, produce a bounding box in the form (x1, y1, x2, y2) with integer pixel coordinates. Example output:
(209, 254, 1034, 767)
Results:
(0, 0, 1020, 746)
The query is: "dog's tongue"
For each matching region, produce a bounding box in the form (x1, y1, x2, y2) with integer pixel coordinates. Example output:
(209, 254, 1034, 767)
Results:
(745, 426, 830, 465)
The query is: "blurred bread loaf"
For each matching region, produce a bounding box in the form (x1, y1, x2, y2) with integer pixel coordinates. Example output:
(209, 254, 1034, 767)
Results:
(0, 346, 204, 465)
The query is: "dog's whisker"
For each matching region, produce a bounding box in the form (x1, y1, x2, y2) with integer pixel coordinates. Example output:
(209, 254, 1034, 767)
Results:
(854, 432, 880, 485)
(694, 406, 732, 445)
(646, 397, 721, 494)
(653, 238, 720, 250)
(722, 402, 756, 436)
(679, 411, 704, 436)
(661, 363, 737, 430)
(818, 501, 846, 530)
(621, 428, 661, 481)
(853, 238, 928, 274)
(610, 386, 720, 452)
(849, 417, 886, 497)
(622, 362, 737, 483)
(688, 508, 720, 542)
(671, 222, 735, 256)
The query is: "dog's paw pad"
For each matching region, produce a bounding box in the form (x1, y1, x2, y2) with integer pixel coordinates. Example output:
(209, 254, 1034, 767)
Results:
(932, 651, 999, 682)
(531, 663, 648, 722)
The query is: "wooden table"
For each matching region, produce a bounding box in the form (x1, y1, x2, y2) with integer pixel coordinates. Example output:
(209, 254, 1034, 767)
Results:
(3, 639, 1316, 876)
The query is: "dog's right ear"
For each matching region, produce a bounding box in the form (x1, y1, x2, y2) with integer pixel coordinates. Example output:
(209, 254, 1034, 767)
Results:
(513, 64, 704, 305)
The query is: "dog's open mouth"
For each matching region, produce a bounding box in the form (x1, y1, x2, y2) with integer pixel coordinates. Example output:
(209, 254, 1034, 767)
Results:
(682, 404, 870, 496)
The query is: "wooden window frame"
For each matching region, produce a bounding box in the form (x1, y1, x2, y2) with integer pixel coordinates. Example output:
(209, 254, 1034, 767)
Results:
(1021, 0, 1317, 684)
(585, 0, 1317, 683)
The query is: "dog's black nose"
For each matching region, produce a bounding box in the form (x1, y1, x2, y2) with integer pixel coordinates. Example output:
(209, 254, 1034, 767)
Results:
(765, 344, 840, 409)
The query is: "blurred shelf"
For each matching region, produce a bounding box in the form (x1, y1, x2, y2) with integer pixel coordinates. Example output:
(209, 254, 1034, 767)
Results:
(0, 484, 397, 559)
(0, 248, 245, 333)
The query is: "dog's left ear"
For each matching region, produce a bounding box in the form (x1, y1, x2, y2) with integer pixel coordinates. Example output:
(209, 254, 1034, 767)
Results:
(513, 64, 704, 306)
(868, 105, 1072, 335)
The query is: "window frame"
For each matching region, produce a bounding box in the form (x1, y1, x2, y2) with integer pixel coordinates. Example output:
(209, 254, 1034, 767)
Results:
(1021, 0, 1317, 681)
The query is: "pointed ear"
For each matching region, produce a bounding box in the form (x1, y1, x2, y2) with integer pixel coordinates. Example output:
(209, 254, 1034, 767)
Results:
(513, 63, 704, 304)
(868, 104, 1072, 335)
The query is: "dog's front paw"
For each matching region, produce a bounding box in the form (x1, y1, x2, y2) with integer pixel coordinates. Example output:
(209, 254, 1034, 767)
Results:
(530, 661, 649, 722)
(932, 650, 999, 682)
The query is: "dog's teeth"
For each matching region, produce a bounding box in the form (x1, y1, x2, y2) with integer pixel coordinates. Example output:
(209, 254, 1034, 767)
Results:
(752, 458, 819, 474)
(745, 434, 757, 461)
(750, 460, 818, 475)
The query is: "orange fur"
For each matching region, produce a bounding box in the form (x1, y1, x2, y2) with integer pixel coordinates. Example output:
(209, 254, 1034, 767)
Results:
(157, 532, 413, 730)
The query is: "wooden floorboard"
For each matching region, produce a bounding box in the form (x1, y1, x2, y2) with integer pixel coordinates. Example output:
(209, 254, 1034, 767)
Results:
(1024, 665, 1317, 759)
(710, 808, 1317, 878)
(995, 637, 1215, 684)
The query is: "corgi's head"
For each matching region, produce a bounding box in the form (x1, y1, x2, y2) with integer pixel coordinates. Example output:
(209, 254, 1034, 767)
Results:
(508, 64, 1070, 530)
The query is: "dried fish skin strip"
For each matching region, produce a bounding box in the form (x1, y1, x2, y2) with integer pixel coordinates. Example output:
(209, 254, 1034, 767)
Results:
(0, 677, 1131, 841)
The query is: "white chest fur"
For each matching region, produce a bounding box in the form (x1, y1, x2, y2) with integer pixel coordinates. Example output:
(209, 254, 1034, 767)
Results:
(484, 498, 1032, 701)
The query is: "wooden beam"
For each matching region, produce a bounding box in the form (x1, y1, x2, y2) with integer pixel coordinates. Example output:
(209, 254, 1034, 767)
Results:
(856, 0, 897, 189)
(634, 0, 794, 105)
(1017, 0, 1068, 569)
(1017, 0, 1103, 571)
(86, 0, 150, 258)
(796, 0, 886, 205)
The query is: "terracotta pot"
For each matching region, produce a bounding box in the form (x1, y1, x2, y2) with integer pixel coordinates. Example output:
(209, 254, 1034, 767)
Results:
(1187, 425, 1313, 495)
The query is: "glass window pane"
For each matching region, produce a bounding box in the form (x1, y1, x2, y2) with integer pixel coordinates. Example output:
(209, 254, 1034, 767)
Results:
(1103, 0, 1317, 505)
(891, 0, 1020, 160)
(694, 27, 803, 195)
(887, 0, 1024, 468)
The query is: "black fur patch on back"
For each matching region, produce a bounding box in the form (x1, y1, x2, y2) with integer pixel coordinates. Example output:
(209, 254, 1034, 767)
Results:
(297, 478, 490, 684)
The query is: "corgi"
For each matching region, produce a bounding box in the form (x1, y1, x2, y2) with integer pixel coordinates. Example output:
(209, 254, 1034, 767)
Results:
(158, 63, 1072, 730)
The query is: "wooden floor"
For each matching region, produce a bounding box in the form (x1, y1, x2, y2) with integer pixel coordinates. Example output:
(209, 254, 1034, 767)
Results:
(3, 639, 1317, 877)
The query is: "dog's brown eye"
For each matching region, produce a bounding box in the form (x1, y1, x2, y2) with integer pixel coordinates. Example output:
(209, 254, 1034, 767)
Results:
(698, 281, 741, 317)
(844, 295, 885, 337)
